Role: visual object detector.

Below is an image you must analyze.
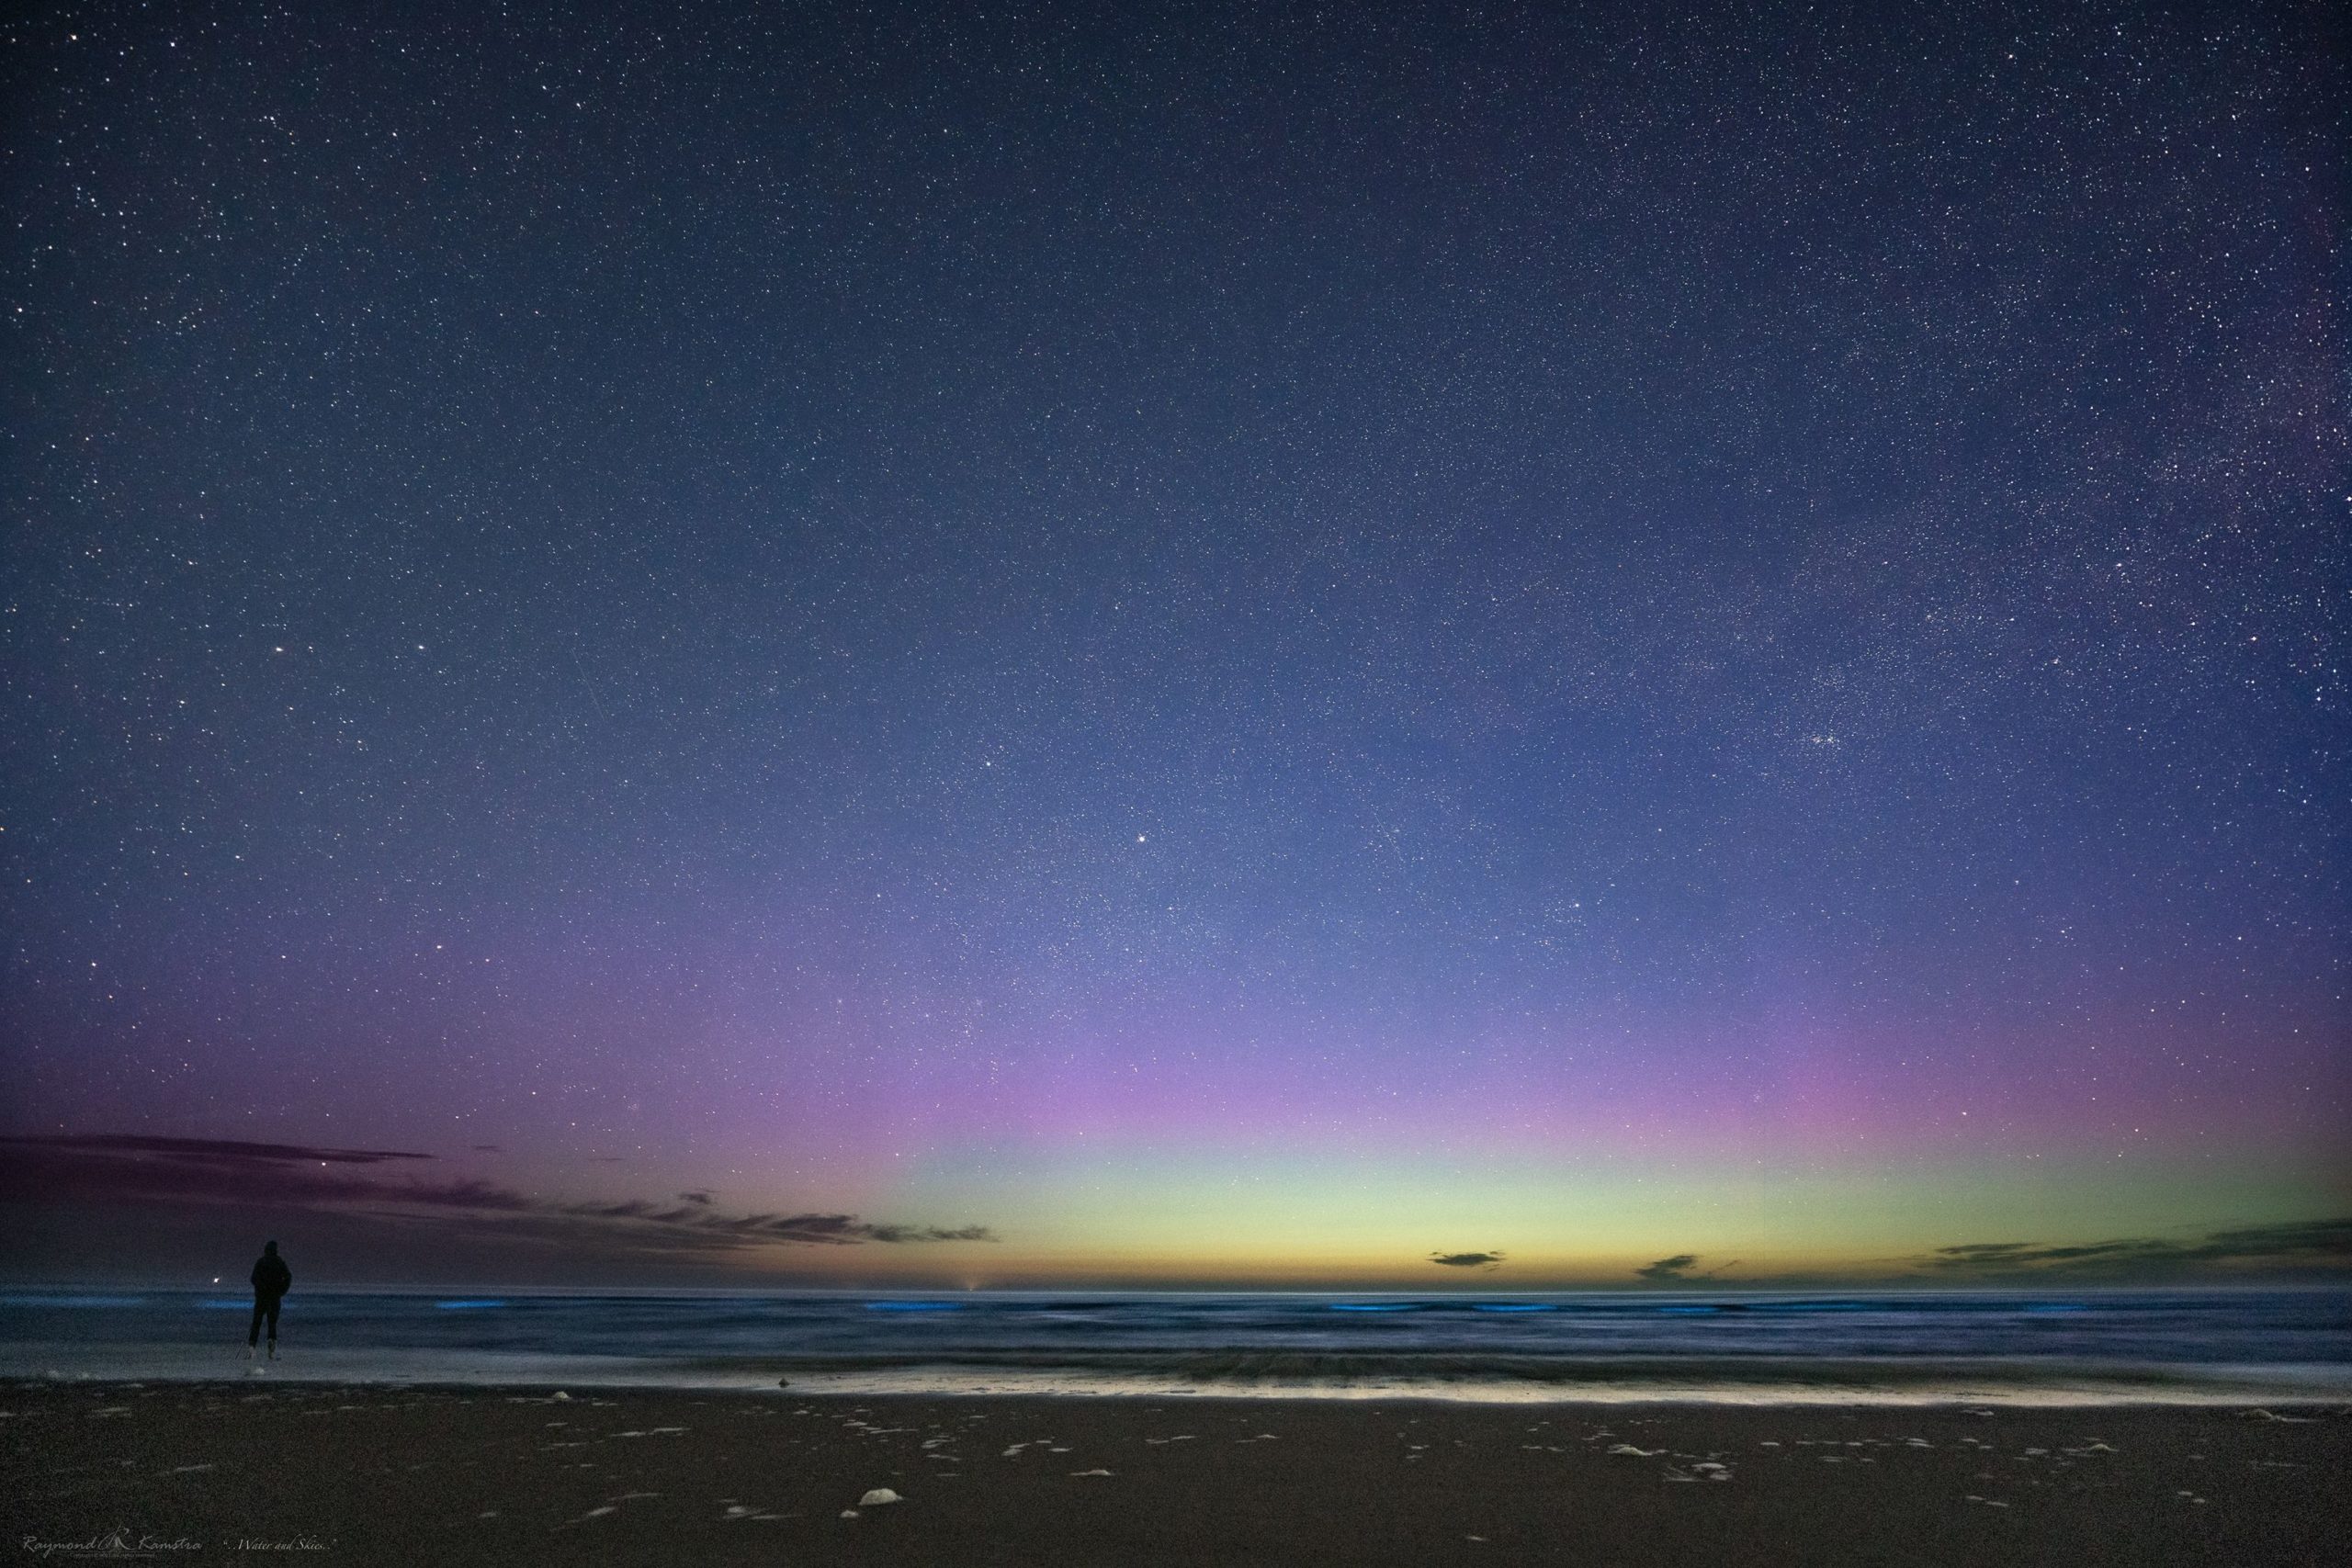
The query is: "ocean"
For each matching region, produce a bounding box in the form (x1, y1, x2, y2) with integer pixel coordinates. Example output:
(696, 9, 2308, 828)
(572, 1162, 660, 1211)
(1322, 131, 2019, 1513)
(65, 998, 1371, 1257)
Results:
(5, 1287, 2346, 1404)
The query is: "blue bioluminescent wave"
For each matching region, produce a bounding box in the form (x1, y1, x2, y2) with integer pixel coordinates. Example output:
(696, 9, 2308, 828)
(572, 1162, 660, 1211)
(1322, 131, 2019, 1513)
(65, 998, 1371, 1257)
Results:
(865, 1301, 965, 1312)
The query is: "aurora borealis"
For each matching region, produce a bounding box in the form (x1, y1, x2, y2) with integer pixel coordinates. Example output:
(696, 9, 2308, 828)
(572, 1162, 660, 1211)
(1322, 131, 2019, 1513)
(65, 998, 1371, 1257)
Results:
(3, 0, 2345, 1290)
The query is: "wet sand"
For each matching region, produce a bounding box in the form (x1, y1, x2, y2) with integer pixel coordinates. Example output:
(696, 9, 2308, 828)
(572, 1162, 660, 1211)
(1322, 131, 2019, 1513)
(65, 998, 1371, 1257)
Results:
(3, 1381, 2342, 1565)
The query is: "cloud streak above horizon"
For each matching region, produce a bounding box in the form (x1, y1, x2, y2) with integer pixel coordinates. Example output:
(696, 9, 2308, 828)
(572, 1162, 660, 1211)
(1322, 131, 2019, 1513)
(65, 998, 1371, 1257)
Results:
(1919, 1219, 2351, 1280)
(0, 1134, 996, 1256)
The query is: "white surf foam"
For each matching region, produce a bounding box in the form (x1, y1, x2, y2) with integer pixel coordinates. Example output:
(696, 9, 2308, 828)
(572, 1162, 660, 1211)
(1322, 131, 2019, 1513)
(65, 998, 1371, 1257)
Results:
(5, 1341, 2347, 1406)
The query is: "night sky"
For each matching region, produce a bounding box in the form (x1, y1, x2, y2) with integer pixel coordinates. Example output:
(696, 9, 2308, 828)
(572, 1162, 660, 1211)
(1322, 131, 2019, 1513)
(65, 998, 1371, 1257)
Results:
(4, 1, 2345, 1290)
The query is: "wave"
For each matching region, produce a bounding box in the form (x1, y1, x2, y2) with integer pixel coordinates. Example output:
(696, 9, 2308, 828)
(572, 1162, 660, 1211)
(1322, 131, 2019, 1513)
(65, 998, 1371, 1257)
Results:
(691, 1346, 2352, 1393)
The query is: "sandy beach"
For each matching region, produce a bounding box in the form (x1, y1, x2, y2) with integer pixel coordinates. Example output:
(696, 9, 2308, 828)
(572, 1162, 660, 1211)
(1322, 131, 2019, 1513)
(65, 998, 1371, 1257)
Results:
(4, 1381, 2343, 1566)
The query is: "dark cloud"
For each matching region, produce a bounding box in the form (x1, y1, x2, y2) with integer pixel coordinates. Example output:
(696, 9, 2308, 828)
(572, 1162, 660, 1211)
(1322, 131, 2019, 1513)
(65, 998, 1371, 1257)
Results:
(0, 1134, 993, 1259)
(4, 1134, 434, 1166)
(1924, 1218, 2352, 1279)
(2183, 1218, 2352, 1260)
(0, 1135, 487, 1209)
(1634, 1254, 1742, 1283)
(1429, 1250, 1506, 1269)
(865, 1223, 997, 1244)
(688, 1211, 996, 1246)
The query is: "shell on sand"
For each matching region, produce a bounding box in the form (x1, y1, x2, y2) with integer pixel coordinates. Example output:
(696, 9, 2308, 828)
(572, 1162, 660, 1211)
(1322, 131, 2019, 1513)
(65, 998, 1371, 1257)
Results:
(858, 1488, 902, 1506)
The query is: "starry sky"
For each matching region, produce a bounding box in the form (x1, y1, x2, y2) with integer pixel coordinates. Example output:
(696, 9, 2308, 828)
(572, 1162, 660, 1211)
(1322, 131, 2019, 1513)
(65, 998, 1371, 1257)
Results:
(3, 0, 2346, 1290)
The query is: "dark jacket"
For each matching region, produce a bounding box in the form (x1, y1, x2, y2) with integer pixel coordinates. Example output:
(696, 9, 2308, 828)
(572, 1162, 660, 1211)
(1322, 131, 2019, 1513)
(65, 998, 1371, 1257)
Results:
(251, 1253, 292, 1298)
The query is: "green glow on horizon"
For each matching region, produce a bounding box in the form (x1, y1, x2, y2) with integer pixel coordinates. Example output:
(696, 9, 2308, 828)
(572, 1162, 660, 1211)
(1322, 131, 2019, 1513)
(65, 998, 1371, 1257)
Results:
(784, 1145, 2352, 1287)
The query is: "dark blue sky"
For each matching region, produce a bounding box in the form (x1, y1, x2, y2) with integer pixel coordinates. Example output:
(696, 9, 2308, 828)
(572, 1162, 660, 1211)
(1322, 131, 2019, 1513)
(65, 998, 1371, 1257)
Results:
(3, 0, 2344, 1287)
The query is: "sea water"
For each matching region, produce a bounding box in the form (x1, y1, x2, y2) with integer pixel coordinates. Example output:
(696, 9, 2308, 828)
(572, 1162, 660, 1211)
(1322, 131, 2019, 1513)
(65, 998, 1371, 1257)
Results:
(4, 1288, 2346, 1402)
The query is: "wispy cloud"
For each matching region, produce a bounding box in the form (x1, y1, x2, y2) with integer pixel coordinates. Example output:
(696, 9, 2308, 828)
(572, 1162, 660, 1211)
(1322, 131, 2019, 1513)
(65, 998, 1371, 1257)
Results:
(1634, 1254, 1740, 1283)
(1921, 1218, 2351, 1279)
(7, 1134, 435, 1167)
(0, 1134, 995, 1256)
(2196, 1218, 2352, 1259)
(1430, 1250, 1506, 1269)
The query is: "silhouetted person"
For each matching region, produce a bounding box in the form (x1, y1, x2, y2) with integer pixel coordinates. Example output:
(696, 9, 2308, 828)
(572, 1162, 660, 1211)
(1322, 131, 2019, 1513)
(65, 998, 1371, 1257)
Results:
(248, 1240, 292, 1359)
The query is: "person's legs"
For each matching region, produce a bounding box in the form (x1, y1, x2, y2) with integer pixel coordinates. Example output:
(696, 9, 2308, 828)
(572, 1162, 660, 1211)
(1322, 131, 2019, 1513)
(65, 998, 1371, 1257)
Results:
(248, 1298, 266, 1348)
(264, 1296, 281, 1354)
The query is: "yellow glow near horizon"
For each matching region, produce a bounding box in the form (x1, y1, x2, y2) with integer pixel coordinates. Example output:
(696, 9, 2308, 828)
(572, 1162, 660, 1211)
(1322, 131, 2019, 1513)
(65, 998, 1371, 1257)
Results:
(729, 1145, 2352, 1289)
